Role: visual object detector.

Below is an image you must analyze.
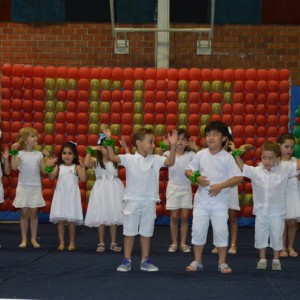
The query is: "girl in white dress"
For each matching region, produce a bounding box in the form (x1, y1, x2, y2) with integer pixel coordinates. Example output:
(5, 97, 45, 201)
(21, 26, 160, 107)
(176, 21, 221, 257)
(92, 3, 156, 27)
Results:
(164, 129, 198, 253)
(11, 127, 47, 248)
(84, 134, 124, 253)
(48, 141, 86, 251)
(0, 130, 11, 204)
(279, 133, 300, 258)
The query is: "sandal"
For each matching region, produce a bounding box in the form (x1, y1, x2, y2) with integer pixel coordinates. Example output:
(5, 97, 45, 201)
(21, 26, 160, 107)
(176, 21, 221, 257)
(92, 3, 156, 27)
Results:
(110, 243, 122, 252)
(168, 244, 178, 253)
(211, 247, 218, 254)
(218, 263, 232, 274)
(68, 245, 76, 251)
(180, 244, 191, 253)
(256, 259, 267, 270)
(279, 249, 288, 258)
(186, 261, 204, 272)
(31, 241, 41, 249)
(228, 245, 237, 255)
(288, 248, 298, 257)
(96, 243, 105, 253)
(19, 242, 27, 249)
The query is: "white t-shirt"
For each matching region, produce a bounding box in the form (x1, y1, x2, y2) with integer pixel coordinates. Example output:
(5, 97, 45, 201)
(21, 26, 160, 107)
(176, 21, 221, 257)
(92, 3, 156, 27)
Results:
(164, 151, 195, 185)
(17, 150, 43, 186)
(243, 161, 298, 217)
(119, 152, 166, 202)
(187, 148, 242, 210)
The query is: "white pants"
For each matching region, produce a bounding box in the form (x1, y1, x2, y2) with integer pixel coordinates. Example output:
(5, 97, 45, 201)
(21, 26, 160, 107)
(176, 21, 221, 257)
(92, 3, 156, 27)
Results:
(254, 214, 284, 251)
(191, 207, 229, 247)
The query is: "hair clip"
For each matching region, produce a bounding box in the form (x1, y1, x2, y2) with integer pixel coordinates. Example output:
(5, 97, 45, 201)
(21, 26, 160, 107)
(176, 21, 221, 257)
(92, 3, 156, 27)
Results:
(68, 141, 77, 146)
(228, 127, 232, 135)
(97, 133, 106, 145)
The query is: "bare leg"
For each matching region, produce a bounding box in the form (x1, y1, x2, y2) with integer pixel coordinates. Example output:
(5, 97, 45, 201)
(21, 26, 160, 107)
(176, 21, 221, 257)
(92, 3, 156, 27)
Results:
(180, 209, 190, 245)
(57, 221, 65, 248)
(124, 235, 135, 259)
(169, 209, 179, 245)
(29, 208, 39, 246)
(68, 222, 76, 248)
(193, 244, 204, 263)
(110, 224, 117, 245)
(19, 207, 30, 247)
(273, 249, 280, 260)
(140, 235, 151, 260)
(218, 247, 228, 265)
(98, 224, 105, 244)
(228, 209, 238, 251)
(287, 219, 297, 251)
(282, 221, 287, 250)
(259, 248, 267, 260)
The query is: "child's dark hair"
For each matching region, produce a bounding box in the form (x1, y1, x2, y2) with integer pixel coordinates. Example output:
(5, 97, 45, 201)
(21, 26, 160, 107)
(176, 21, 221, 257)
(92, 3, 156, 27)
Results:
(261, 141, 281, 157)
(96, 138, 118, 169)
(278, 133, 295, 145)
(177, 128, 190, 152)
(204, 121, 230, 147)
(57, 141, 80, 165)
(133, 127, 154, 147)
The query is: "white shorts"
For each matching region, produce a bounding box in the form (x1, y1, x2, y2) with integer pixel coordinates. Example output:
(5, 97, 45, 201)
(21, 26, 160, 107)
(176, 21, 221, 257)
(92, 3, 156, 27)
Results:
(123, 200, 156, 237)
(166, 182, 193, 210)
(254, 214, 285, 251)
(191, 207, 229, 247)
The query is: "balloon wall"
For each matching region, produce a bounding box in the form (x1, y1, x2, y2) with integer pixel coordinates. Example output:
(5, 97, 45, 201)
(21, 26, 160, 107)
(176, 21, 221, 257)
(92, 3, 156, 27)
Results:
(0, 64, 291, 221)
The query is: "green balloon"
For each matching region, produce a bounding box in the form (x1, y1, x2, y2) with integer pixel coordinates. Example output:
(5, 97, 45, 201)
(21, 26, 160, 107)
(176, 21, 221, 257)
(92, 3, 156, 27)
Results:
(178, 91, 188, 103)
(295, 107, 300, 117)
(46, 90, 55, 101)
(178, 103, 188, 114)
(293, 126, 300, 138)
(134, 91, 143, 102)
(45, 101, 56, 112)
(294, 144, 300, 158)
(90, 91, 99, 102)
(90, 79, 100, 91)
(45, 112, 55, 123)
(68, 79, 78, 90)
(45, 78, 56, 90)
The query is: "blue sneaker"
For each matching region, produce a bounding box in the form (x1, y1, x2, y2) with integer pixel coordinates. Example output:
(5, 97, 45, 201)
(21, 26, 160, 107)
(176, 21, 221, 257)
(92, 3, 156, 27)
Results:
(140, 259, 159, 272)
(117, 258, 132, 272)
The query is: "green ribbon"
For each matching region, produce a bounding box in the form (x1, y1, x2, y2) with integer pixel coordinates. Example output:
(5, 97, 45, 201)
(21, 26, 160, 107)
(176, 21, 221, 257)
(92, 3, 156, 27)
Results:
(9, 149, 19, 156)
(102, 139, 115, 147)
(158, 141, 169, 151)
(189, 171, 201, 185)
(231, 149, 244, 157)
(86, 146, 95, 155)
(44, 165, 55, 174)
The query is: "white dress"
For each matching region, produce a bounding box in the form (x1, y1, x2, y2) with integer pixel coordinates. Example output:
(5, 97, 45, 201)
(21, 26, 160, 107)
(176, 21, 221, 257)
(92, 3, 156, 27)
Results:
(85, 162, 124, 227)
(13, 150, 45, 208)
(285, 157, 300, 219)
(49, 164, 83, 225)
(0, 166, 4, 203)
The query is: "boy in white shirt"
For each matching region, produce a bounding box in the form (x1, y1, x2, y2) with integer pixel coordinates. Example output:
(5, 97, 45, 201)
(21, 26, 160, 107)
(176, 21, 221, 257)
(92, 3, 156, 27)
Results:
(234, 141, 300, 271)
(101, 125, 178, 272)
(185, 121, 243, 273)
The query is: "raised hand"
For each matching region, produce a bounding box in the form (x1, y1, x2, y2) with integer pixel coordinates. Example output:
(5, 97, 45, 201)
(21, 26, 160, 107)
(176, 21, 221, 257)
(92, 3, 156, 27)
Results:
(168, 130, 178, 146)
(100, 124, 111, 139)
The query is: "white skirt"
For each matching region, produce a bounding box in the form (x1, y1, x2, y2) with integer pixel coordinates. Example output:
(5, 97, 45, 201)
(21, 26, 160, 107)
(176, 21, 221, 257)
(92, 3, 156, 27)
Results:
(13, 185, 45, 208)
(85, 177, 124, 227)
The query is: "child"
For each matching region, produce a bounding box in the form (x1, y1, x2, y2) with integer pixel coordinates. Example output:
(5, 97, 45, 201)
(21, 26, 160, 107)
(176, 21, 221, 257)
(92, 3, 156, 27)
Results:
(278, 133, 300, 258)
(234, 141, 300, 271)
(212, 131, 253, 255)
(0, 130, 11, 203)
(84, 134, 124, 253)
(101, 125, 178, 272)
(11, 127, 47, 248)
(185, 121, 243, 273)
(48, 141, 86, 251)
(164, 129, 198, 254)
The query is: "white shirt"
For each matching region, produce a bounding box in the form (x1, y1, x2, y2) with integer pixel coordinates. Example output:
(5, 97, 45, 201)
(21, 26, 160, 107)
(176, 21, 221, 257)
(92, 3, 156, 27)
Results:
(164, 151, 195, 185)
(243, 161, 298, 217)
(119, 152, 166, 202)
(187, 148, 242, 210)
(17, 150, 43, 186)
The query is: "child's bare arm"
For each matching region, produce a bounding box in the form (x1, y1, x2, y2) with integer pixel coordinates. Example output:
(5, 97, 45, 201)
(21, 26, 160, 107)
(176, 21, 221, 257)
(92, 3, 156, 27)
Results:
(10, 143, 20, 170)
(164, 130, 178, 166)
(84, 146, 100, 168)
(48, 165, 59, 181)
(100, 125, 121, 164)
(120, 136, 130, 154)
(2, 147, 10, 175)
(77, 157, 87, 182)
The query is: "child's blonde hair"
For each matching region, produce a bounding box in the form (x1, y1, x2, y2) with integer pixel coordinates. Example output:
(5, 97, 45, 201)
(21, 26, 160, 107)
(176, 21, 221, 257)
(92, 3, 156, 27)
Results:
(17, 127, 38, 149)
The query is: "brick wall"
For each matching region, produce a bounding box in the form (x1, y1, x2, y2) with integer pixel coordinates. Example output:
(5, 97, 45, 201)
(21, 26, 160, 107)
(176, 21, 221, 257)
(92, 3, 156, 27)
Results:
(1, 22, 300, 84)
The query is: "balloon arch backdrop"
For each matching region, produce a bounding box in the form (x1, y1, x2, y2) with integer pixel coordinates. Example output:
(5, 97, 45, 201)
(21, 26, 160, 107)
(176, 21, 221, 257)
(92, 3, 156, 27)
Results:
(0, 64, 291, 224)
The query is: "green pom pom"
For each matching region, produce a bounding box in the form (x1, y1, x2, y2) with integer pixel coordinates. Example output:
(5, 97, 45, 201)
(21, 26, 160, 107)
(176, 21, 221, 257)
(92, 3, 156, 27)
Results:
(158, 141, 169, 151)
(189, 171, 201, 185)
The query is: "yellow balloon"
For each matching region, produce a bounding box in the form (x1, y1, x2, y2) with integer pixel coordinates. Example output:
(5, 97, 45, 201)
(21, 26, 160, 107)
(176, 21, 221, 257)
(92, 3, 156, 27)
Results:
(45, 78, 56, 90)
(56, 78, 67, 90)
(87, 168, 96, 180)
(68, 79, 78, 90)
